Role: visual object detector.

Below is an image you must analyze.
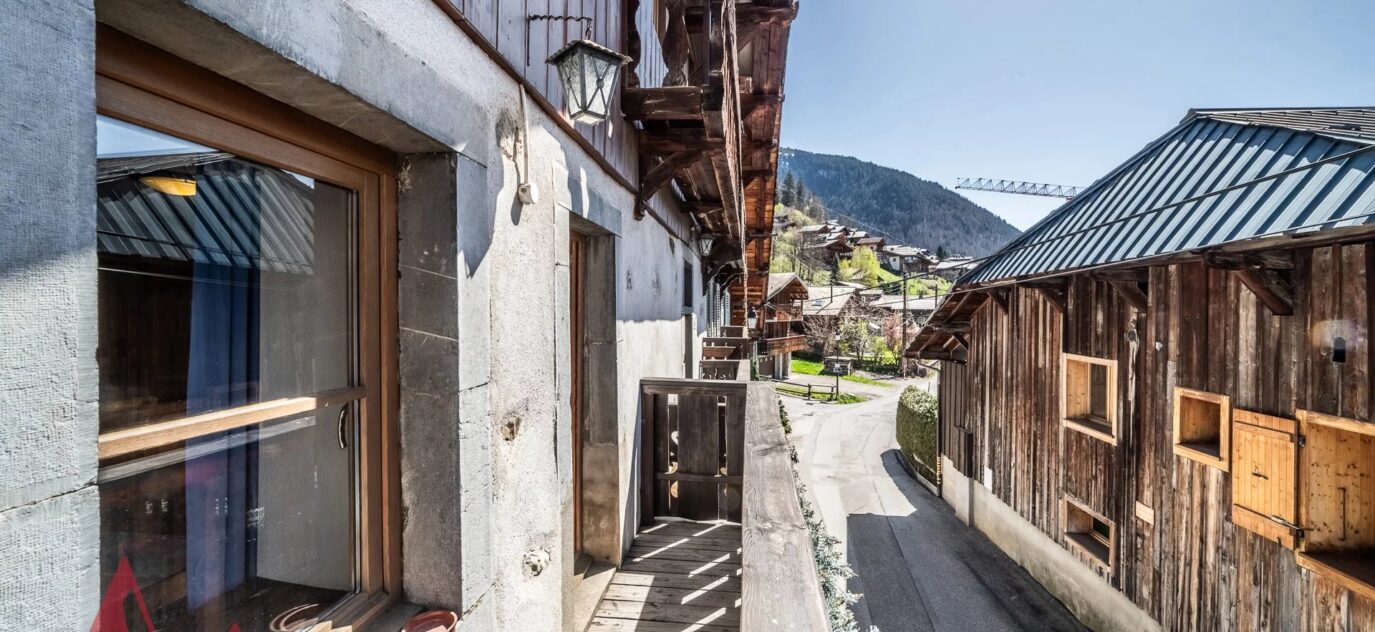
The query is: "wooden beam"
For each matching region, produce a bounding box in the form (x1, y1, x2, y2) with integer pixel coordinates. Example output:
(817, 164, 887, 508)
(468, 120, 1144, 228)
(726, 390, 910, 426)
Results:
(918, 349, 967, 364)
(933, 321, 972, 334)
(951, 332, 971, 351)
(1234, 268, 1295, 316)
(986, 289, 1009, 313)
(1204, 250, 1295, 315)
(1110, 280, 1149, 313)
(635, 151, 700, 219)
(1026, 281, 1067, 313)
(638, 129, 725, 154)
(1091, 268, 1149, 283)
(623, 86, 708, 121)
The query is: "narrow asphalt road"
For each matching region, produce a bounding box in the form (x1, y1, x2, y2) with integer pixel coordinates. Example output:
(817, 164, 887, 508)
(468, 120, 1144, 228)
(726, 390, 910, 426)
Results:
(783, 380, 1088, 632)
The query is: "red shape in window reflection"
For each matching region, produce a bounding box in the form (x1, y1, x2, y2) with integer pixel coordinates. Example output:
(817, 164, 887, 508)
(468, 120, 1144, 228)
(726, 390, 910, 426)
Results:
(89, 556, 155, 632)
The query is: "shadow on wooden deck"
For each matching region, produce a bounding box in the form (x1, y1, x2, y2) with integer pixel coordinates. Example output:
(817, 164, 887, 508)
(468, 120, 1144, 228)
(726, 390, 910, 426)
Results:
(587, 520, 743, 632)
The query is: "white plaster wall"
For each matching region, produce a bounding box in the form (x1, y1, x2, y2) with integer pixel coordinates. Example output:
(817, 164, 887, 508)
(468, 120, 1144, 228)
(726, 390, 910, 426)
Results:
(939, 457, 1161, 632)
(71, 0, 710, 628)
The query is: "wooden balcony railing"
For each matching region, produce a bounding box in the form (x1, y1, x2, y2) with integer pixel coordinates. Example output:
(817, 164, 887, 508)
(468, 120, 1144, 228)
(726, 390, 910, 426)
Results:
(636, 379, 829, 631)
(700, 359, 751, 381)
(702, 336, 752, 360)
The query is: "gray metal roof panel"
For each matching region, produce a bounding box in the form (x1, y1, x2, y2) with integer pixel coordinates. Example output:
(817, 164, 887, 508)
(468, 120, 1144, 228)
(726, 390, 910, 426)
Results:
(962, 110, 1375, 285)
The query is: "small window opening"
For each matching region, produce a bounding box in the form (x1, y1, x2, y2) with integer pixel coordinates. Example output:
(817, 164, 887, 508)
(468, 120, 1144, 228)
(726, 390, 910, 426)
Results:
(1172, 388, 1230, 470)
(1063, 496, 1115, 571)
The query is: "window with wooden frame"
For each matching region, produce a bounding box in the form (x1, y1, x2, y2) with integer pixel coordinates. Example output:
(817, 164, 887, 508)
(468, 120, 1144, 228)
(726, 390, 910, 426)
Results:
(94, 29, 399, 630)
(1063, 495, 1116, 571)
(1231, 409, 1375, 601)
(1061, 353, 1118, 444)
(1173, 387, 1231, 470)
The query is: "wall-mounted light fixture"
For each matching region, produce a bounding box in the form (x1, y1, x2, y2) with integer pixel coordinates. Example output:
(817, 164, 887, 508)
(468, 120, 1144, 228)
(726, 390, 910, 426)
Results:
(532, 15, 631, 125)
(697, 233, 716, 257)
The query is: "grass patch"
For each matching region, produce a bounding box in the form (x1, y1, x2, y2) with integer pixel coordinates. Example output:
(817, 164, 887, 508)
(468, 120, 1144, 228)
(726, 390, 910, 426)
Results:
(792, 357, 890, 387)
(842, 373, 888, 386)
(791, 356, 824, 375)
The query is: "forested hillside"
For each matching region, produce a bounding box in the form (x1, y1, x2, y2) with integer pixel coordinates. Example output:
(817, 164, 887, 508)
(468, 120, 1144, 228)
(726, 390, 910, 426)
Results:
(779, 148, 1022, 256)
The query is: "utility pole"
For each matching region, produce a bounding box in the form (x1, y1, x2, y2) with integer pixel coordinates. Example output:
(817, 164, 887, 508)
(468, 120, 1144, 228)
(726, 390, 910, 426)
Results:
(901, 272, 909, 377)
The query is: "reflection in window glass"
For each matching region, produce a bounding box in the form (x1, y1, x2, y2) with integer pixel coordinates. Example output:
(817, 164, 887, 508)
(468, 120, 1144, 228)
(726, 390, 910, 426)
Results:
(94, 116, 359, 629)
(96, 116, 354, 431)
(98, 409, 354, 630)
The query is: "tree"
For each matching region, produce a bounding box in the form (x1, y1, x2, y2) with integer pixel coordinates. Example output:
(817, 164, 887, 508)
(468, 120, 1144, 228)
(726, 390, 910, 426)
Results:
(935, 245, 949, 260)
(780, 172, 797, 207)
(839, 246, 883, 287)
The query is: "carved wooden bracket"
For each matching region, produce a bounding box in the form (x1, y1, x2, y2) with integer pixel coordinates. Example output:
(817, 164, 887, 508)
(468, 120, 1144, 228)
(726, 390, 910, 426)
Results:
(635, 151, 700, 219)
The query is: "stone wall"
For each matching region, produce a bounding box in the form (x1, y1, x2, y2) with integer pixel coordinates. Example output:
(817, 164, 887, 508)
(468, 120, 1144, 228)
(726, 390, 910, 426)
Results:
(0, 2, 101, 630)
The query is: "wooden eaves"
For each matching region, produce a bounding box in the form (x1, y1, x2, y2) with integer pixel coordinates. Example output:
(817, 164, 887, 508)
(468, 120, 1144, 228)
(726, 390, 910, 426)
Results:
(624, 0, 796, 326)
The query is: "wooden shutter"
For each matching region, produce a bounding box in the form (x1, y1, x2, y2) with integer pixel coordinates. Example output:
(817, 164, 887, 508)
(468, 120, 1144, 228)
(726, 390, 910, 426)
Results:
(1231, 410, 1301, 548)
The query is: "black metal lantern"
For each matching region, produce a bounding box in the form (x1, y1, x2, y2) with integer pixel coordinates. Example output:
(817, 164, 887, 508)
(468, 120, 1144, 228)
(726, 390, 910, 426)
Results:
(547, 39, 631, 125)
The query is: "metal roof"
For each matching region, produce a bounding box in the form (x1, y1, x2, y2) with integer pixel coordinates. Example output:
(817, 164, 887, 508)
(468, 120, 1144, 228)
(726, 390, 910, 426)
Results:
(963, 108, 1375, 286)
(98, 153, 320, 274)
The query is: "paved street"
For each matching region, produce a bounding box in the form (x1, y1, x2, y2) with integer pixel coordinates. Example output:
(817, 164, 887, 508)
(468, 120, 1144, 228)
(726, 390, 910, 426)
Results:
(784, 380, 1088, 632)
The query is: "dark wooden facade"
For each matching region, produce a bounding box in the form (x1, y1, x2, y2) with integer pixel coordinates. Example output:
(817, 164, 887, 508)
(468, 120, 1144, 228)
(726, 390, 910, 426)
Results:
(927, 241, 1375, 631)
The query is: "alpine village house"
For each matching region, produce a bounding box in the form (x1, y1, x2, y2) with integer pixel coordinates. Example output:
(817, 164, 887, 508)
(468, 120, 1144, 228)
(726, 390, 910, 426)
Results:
(1, 1, 825, 630)
(908, 108, 1375, 632)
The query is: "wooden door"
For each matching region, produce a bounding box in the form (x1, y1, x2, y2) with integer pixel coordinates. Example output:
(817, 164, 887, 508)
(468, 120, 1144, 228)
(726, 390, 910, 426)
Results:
(570, 232, 586, 553)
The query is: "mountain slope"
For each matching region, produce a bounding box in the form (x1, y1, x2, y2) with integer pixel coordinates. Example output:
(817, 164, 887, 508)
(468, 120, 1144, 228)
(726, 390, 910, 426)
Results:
(779, 148, 1021, 256)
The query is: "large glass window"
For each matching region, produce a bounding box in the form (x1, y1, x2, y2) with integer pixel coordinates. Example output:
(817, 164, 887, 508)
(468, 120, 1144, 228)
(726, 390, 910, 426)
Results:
(95, 115, 361, 631)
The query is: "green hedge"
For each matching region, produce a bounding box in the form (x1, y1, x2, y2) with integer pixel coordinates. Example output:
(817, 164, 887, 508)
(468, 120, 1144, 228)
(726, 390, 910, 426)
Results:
(896, 386, 939, 484)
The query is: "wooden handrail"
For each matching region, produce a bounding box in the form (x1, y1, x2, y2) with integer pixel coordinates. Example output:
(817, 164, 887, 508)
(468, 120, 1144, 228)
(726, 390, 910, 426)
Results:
(741, 384, 830, 631)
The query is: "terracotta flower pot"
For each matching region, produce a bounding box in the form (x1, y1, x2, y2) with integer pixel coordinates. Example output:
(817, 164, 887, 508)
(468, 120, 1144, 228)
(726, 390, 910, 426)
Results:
(402, 610, 459, 632)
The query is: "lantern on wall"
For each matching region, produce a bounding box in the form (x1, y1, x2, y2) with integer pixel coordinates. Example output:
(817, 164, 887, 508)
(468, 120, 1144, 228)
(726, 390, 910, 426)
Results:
(547, 38, 632, 125)
(696, 233, 716, 257)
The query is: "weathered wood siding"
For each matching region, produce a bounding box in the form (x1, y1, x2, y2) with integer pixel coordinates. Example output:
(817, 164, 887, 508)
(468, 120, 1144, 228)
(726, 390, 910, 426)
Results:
(938, 241, 1375, 631)
(443, 0, 649, 182)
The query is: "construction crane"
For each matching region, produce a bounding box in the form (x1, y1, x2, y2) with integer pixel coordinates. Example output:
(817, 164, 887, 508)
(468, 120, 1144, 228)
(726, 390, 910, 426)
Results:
(955, 177, 1084, 200)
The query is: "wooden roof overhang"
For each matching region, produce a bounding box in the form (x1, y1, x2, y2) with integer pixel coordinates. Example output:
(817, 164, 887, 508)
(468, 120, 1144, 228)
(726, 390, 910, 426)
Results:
(904, 290, 987, 363)
(906, 221, 1375, 363)
(624, 0, 796, 323)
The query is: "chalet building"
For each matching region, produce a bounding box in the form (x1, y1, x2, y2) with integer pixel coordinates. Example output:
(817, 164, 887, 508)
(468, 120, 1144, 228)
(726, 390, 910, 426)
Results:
(1, 1, 808, 630)
(881, 244, 938, 275)
(758, 273, 810, 379)
(908, 108, 1375, 632)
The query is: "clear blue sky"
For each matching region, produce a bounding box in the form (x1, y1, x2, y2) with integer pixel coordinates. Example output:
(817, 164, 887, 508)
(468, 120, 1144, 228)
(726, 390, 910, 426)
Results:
(780, 0, 1375, 230)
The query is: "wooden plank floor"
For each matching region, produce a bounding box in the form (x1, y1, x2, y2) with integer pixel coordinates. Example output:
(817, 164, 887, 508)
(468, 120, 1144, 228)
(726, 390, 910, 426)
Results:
(587, 520, 743, 632)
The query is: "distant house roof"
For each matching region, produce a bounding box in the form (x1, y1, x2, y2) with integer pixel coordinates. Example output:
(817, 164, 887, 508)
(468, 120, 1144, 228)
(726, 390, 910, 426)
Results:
(933, 257, 975, 271)
(766, 272, 810, 303)
(803, 285, 857, 317)
(869, 294, 940, 313)
(961, 107, 1375, 286)
(854, 237, 886, 248)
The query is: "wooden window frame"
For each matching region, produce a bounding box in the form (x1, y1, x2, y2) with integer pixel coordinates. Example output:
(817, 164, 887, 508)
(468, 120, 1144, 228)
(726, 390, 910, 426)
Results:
(1060, 352, 1118, 445)
(96, 27, 401, 628)
(1062, 495, 1116, 573)
(1172, 387, 1231, 470)
(1294, 410, 1375, 603)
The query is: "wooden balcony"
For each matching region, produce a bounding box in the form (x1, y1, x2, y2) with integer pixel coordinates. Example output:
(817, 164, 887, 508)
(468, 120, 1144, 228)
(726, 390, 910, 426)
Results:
(588, 380, 828, 631)
(762, 319, 807, 354)
(700, 359, 750, 381)
(702, 336, 752, 360)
